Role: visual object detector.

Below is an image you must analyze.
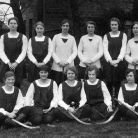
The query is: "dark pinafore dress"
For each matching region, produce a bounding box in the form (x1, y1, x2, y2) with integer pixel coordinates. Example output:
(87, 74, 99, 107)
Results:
(57, 81, 85, 119)
(28, 36, 50, 82)
(104, 32, 126, 83)
(30, 80, 54, 115)
(84, 80, 111, 120)
(0, 33, 26, 84)
(119, 84, 138, 120)
(0, 87, 19, 113)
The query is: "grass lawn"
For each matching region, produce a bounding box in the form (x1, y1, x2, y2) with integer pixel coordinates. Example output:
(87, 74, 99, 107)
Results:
(1, 120, 138, 138)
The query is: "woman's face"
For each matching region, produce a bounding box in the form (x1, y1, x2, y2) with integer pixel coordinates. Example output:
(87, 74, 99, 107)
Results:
(67, 70, 75, 81)
(5, 76, 15, 87)
(39, 70, 48, 80)
(9, 20, 18, 31)
(132, 24, 138, 36)
(35, 25, 45, 36)
(110, 21, 119, 32)
(88, 70, 96, 83)
(61, 22, 69, 34)
(126, 72, 135, 83)
(87, 24, 95, 35)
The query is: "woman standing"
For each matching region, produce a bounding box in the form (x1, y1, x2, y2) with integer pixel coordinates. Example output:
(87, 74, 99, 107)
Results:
(0, 71, 24, 127)
(24, 65, 58, 125)
(125, 21, 138, 83)
(0, 17, 28, 88)
(51, 19, 77, 86)
(103, 17, 127, 98)
(27, 21, 53, 82)
(84, 65, 113, 121)
(78, 21, 103, 81)
(54, 66, 90, 121)
(117, 69, 138, 120)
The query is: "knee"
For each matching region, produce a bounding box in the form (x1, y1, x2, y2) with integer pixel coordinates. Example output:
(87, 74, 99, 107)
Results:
(53, 108, 61, 118)
(29, 114, 42, 125)
(43, 114, 54, 124)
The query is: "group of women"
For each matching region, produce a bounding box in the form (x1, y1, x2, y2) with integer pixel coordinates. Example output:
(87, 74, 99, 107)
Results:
(0, 16, 138, 128)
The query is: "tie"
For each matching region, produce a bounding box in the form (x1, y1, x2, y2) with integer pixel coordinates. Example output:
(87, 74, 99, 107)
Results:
(62, 38, 68, 43)
(134, 40, 138, 44)
(89, 39, 93, 42)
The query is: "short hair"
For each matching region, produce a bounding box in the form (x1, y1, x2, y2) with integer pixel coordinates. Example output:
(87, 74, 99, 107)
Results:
(86, 21, 96, 28)
(34, 21, 45, 29)
(125, 69, 136, 78)
(85, 65, 99, 77)
(110, 17, 121, 27)
(61, 19, 70, 27)
(38, 65, 50, 73)
(3, 71, 15, 81)
(8, 17, 19, 25)
(65, 65, 77, 74)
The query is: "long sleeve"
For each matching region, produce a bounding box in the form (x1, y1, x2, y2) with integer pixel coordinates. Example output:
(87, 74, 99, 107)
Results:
(43, 38, 53, 64)
(52, 35, 60, 63)
(118, 87, 132, 108)
(13, 89, 24, 111)
(24, 83, 35, 106)
(91, 37, 103, 63)
(78, 37, 87, 62)
(103, 34, 112, 62)
(66, 37, 77, 64)
(27, 39, 37, 63)
(117, 33, 127, 60)
(101, 81, 112, 106)
(50, 81, 58, 108)
(0, 35, 10, 64)
(16, 35, 28, 63)
(125, 41, 133, 64)
(58, 84, 70, 110)
(79, 82, 87, 108)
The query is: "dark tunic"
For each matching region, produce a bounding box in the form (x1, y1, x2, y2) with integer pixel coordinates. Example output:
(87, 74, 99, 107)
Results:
(0, 87, 19, 113)
(118, 84, 138, 120)
(57, 81, 85, 119)
(28, 36, 50, 82)
(30, 80, 54, 115)
(84, 80, 111, 120)
(0, 33, 26, 84)
(103, 32, 126, 83)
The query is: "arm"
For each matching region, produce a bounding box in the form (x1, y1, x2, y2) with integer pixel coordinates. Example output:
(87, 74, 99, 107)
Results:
(78, 37, 87, 63)
(125, 40, 133, 64)
(50, 81, 58, 108)
(15, 35, 28, 63)
(66, 37, 77, 64)
(58, 83, 70, 110)
(79, 82, 87, 108)
(0, 35, 10, 64)
(27, 39, 38, 64)
(101, 81, 112, 107)
(91, 36, 103, 63)
(118, 87, 132, 108)
(52, 35, 60, 63)
(117, 33, 127, 60)
(43, 38, 53, 64)
(24, 83, 35, 106)
(103, 34, 112, 62)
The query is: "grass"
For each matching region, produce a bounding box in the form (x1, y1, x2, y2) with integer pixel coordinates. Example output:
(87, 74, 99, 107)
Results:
(1, 120, 138, 138)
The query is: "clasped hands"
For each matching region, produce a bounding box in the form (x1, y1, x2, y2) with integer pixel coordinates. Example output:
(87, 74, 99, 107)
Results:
(8, 62, 18, 71)
(109, 59, 121, 67)
(58, 61, 69, 67)
(83, 59, 93, 67)
(67, 106, 79, 114)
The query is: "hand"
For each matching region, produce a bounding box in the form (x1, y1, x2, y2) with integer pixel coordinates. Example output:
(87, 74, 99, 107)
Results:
(43, 107, 52, 114)
(7, 62, 12, 70)
(10, 62, 18, 70)
(37, 62, 45, 67)
(132, 59, 138, 65)
(58, 61, 64, 67)
(107, 106, 113, 112)
(6, 112, 16, 118)
(67, 107, 76, 113)
(34, 61, 39, 67)
(83, 59, 92, 65)
(131, 106, 136, 111)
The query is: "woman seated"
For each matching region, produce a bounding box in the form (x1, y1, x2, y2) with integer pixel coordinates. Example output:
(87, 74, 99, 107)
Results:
(24, 65, 58, 125)
(0, 71, 24, 127)
(54, 66, 91, 121)
(84, 65, 113, 121)
(117, 69, 138, 120)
